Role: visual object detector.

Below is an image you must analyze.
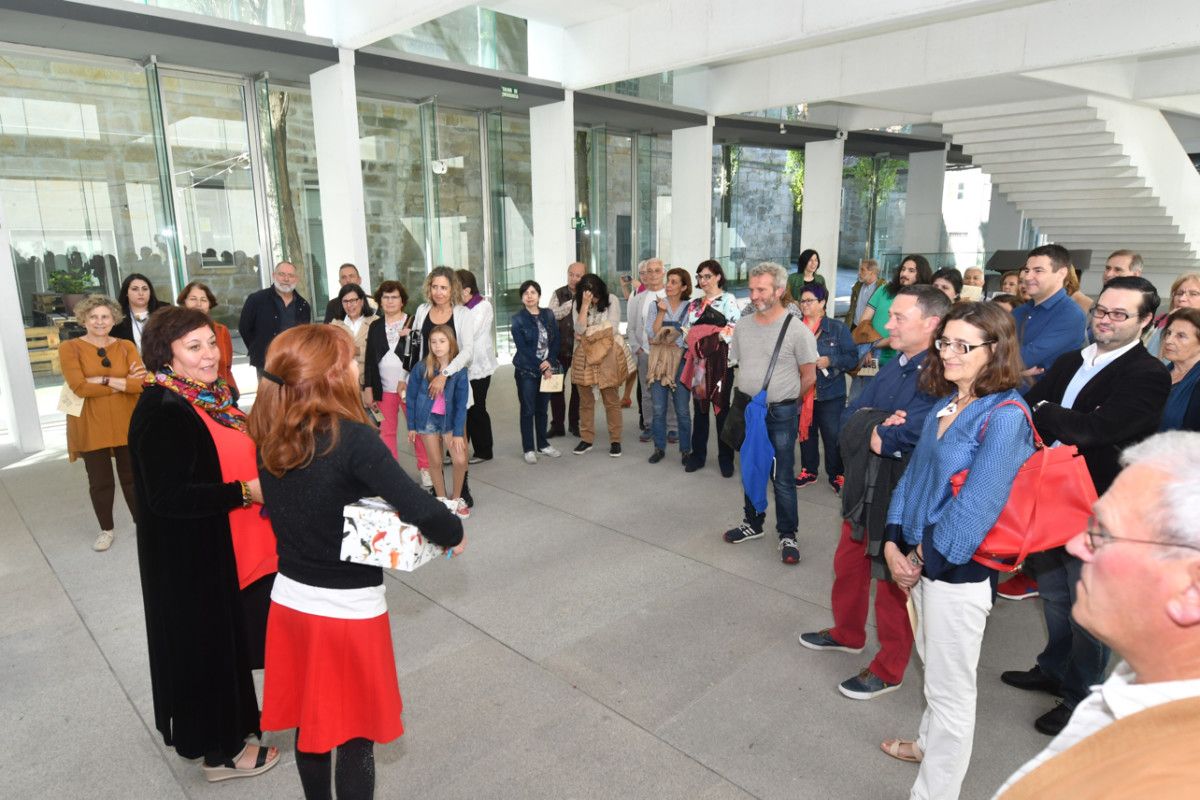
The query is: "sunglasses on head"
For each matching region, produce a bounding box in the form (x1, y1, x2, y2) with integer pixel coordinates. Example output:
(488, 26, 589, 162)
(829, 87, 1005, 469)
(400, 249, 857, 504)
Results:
(97, 347, 111, 368)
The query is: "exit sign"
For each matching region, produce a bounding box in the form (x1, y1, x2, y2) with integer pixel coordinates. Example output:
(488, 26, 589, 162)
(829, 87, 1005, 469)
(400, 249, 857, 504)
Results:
(501, 85, 519, 100)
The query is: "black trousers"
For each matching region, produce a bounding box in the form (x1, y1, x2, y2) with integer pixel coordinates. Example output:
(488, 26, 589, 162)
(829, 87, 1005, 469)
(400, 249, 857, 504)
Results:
(466, 376, 493, 460)
(549, 354, 579, 432)
(80, 445, 137, 530)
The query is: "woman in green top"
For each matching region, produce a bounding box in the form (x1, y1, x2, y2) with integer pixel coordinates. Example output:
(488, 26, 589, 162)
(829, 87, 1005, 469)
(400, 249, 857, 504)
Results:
(786, 249, 825, 300)
(859, 254, 933, 366)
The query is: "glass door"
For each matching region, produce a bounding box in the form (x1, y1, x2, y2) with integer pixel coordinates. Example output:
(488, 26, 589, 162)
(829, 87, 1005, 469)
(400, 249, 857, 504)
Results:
(157, 71, 270, 327)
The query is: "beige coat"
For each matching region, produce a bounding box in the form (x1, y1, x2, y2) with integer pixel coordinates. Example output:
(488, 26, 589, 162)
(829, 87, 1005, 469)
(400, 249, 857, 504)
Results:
(571, 323, 628, 389)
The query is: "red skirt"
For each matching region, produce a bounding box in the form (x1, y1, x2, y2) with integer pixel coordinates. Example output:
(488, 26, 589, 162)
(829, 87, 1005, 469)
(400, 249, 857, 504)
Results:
(261, 602, 404, 753)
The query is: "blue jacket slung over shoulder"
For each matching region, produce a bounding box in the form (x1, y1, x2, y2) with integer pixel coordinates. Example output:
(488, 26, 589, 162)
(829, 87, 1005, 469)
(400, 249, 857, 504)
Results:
(812, 316, 858, 401)
(886, 390, 1035, 581)
(510, 308, 561, 377)
(406, 364, 469, 437)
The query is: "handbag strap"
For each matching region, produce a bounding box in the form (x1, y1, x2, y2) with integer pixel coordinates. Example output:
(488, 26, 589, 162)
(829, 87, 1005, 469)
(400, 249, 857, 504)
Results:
(760, 314, 794, 394)
(972, 398, 1045, 449)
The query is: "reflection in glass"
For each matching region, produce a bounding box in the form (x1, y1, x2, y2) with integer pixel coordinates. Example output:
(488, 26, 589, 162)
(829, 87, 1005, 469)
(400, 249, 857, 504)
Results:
(371, 7, 528, 74)
(430, 108, 484, 275)
(637, 134, 672, 264)
(0, 53, 174, 386)
(486, 113, 534, 355)
(136, 0, 306, 32)
(159, 74, 265, 327)
(710, 144, 799, 291)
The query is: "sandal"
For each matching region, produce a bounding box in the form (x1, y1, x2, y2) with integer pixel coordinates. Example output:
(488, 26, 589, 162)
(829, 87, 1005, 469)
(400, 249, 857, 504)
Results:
(202, 743, 280, 782)
(880, 739, 923, 763)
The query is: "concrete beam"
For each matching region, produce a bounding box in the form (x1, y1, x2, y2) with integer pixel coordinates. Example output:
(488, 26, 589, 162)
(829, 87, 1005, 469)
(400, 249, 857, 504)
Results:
(304, 0, 476, 50)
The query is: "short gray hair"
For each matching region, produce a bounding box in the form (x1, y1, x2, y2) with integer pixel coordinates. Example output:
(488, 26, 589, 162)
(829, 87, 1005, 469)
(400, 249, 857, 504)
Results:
(1119, 432, 1200, 553)
(749, 261, 788, 290)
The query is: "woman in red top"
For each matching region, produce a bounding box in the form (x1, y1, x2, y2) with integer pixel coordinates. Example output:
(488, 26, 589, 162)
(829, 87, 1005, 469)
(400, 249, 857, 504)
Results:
(129, 306, 279, 783)
(178, 281, 240, 396)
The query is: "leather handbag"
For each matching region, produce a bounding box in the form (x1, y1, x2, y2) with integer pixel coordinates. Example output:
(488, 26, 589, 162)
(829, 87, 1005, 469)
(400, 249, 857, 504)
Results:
(951, 400, 1098, 572)
(851, 317, 880, 345)
(400, 328, 423, 372)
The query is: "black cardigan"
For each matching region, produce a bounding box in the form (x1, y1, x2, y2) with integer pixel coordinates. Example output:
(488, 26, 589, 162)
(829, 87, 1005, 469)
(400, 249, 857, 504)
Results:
(363, 316, 407, 398)
(1025, 343, 1171, 495)
(259, 421, 463, 590)
(129, 385, 262, 760)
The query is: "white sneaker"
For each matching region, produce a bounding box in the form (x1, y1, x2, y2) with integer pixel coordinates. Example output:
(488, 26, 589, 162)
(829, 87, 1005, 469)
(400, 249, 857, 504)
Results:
(538, 445, 561, 458)
(93, 530, 114, 552)
(419, 469, 433, 489)
(523, 451, 538, 464)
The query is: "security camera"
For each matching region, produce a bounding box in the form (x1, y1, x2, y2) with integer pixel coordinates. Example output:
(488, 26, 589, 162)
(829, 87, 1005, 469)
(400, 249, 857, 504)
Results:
(835, 129, 848, 140)
(431, 159, 449, 175)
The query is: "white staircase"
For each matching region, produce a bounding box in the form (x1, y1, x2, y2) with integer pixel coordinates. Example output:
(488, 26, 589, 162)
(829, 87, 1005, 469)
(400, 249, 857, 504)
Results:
(935, 96, 1200, 293)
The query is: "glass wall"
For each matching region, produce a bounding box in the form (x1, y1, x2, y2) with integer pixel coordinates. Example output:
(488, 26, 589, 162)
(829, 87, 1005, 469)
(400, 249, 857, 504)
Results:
(487, 113, 534, 355)
(372, 7, 528, 74)
(711, 144, 801, 291)
(637, 134, 672, 265)
(837, 154, 908, 279)
(581, 129, 634, 286)
(357, 96, 429, 305)
(132, 0, 305, 31)
(429, 107, 485, 275)
(0, 52, 175, 386)
(159, 72, 266, 326)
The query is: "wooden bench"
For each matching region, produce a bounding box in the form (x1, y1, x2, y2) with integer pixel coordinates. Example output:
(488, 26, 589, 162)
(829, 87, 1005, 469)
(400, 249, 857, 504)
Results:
(25, 326, 62, 376)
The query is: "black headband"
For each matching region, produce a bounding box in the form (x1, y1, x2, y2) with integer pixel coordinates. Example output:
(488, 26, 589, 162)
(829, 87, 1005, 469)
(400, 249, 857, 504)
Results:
(261, 371, 285, 386)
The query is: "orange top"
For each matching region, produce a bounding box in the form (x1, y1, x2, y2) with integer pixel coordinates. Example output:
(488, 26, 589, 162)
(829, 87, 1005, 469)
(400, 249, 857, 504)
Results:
(194, 406, 278, 589)
(213, 321, 239, 395)
(59, 337, 144, 461)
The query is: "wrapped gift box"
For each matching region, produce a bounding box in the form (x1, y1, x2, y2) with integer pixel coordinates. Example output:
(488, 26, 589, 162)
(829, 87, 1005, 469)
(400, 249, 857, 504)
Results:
(341, 496, 458, 572)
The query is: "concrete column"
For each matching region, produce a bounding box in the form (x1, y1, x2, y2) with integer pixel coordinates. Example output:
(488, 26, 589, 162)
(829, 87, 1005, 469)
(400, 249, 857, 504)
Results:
(0, 202, 45, 453)
(671, 119, 714, 270)
(903, 148, 948, 255)
(983, 182, 1024, 254)
(800, 137, 845, 267)
(309, 49, 371, 291)
(530, 91, 576, 292)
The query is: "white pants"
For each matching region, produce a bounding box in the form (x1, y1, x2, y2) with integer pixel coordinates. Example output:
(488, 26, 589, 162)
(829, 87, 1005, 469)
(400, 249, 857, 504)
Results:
(910, 576, 992, 800)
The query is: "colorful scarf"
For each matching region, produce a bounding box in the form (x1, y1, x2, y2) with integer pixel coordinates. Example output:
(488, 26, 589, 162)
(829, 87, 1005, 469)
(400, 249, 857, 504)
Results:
(797, 315, 822, 442)
(147, 365, 246, 433)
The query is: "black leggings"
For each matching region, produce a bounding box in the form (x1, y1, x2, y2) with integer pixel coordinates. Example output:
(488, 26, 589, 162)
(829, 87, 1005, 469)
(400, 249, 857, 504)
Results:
(295, 732, 374, 800)
(80, 446, 137, 530)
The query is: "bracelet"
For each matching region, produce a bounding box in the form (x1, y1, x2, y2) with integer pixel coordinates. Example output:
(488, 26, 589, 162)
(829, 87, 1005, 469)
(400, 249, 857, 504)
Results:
(908, 551, 924, 567)
(102, 376, 110, 386)
(238, 480, 253, 508)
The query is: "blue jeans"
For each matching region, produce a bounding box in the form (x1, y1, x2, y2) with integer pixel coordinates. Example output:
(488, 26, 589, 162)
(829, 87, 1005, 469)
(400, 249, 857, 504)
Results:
(799, 396, 845, 478)
(650, 361, 692, 452)
(514, 372, 550, 453)
(1028, 547, 1111, 709)
(741, 400, 798, 537)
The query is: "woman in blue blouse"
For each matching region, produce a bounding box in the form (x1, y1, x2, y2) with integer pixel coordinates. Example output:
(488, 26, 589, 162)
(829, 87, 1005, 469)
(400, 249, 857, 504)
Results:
(685, 260, 741, 475)
(510, 280, 563, 463)
(879, 301, 1035, 800)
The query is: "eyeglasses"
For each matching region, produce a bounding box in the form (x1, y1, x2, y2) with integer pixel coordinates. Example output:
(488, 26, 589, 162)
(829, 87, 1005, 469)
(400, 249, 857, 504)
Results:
(695, 272, 712, 281)
(798, 298, 821, 305)
(1174, 289, 1200, 300)
(1090, 306, 1133, 322)
(97, 347, 111, 368)
(1083, 516, 1200, 554)
(934, 338, 994, 355)
(343, 296, 363, 304)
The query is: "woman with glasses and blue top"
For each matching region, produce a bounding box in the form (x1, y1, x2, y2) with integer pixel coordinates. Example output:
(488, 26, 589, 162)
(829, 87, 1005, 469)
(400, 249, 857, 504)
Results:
(646, 267, 694, 465)
(511, 280, 563, 463)
(877, 301, 1035, 800)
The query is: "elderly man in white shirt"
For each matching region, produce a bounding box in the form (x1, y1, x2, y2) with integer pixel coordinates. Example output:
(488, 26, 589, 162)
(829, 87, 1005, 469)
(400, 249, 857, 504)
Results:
(994, 430, 1200, 799)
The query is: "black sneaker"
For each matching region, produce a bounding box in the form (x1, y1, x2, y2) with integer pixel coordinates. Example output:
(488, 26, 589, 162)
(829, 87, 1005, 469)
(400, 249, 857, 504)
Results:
(648, 448, 665, 464)
(723, 523, 764, 543)
(609, 443, 622, 458)
(1001, 665, 1063, 697)
(719, 462, 735, 478)
(546, 426, 565, 439)
(684, 457, 703, 473)
(680, 450, 692, 466)
(573, 441, 593, 455)
(1035, 703, 1072, 736)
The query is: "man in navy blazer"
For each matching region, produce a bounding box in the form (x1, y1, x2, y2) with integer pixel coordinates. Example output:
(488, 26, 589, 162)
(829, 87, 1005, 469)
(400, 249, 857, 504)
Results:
(238, 261, 312, 373)
(1001, 276, 1171, 737)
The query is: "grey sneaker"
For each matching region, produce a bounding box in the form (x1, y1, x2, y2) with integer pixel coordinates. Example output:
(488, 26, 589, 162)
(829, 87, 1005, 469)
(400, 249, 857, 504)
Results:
(799, 629, 864, 654)
(538, 445, 561, 458)
(839, 668, 902, 700)
(523, 451, 538, 464)
(93, 530, 114, 552)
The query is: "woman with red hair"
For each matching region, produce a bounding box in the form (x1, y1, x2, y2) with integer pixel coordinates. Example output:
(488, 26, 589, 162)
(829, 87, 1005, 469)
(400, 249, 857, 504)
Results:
(248, 324, 465, 800)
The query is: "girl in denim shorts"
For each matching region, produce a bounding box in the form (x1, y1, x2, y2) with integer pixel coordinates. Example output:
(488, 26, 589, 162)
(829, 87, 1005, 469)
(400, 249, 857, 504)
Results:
(406, 325, 471, 517)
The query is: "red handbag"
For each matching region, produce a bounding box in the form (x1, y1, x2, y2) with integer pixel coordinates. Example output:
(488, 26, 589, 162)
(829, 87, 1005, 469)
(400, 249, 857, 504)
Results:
(950, 400, 1097, 572)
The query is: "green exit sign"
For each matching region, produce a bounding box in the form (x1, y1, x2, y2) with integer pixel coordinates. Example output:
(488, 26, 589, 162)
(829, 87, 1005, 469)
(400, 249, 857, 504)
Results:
(501, 85, 519, 100)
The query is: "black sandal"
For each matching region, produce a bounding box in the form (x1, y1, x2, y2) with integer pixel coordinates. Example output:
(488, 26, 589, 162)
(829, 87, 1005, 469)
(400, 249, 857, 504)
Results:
(202, 743, 280, 782)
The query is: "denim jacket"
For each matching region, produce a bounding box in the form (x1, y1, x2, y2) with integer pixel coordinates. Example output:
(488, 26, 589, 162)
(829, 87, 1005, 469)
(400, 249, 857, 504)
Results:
(812, 316, 858, 401)
(406, 364, 469, 437)
(510, 308, 561, 378)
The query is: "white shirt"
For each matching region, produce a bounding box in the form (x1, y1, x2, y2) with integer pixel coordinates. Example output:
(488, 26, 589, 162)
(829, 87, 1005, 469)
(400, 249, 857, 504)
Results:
(1060, 340, 1140, 410)
(628, 290, 664, 354)
(464, 298, 498, 380)
(993, 661, 1200, 798)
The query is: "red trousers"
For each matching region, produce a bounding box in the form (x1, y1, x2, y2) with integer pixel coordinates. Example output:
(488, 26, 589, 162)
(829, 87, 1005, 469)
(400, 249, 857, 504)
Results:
(829, 520, 914, 685)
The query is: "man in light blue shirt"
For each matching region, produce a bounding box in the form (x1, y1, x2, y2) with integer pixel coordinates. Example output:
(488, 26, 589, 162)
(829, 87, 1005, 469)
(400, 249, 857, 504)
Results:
(1011, 244, 1088, 383)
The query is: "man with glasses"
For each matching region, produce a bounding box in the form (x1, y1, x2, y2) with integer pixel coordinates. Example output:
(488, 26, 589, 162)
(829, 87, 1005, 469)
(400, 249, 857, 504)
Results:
(993, 432, 1200, 798)
(1001, 276, 1171, 736)
(238, 260, 312, 377)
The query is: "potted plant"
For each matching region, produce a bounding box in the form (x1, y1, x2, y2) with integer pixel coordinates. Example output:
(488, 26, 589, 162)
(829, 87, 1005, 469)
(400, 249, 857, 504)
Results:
(48, 267, 96, 313)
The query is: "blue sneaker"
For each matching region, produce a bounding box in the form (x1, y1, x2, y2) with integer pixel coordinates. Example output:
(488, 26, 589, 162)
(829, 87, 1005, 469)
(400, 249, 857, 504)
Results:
(839, 669, 902, 700)
(799, 629, 864, 654)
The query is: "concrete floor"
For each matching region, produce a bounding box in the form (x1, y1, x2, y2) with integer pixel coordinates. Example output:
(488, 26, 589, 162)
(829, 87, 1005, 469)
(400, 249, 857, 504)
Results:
(1, 365, 1055, 800)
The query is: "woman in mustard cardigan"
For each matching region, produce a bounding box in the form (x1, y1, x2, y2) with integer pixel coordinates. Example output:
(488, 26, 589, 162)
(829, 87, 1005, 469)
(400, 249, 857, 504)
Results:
(59, 294, 146, 551)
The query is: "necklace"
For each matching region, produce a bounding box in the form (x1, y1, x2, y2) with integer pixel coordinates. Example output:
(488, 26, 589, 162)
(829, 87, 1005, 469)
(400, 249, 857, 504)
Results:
(937, 392, 975, 418)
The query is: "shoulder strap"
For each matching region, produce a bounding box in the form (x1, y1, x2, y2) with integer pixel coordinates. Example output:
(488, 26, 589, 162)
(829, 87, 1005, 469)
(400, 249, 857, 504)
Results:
(760, 314, 794, 394)
(975, 398, 1044, 448)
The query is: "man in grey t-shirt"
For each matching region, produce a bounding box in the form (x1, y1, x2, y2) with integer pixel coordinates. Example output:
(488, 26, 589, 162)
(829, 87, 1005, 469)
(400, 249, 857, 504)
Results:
(724, 262, 818, 564)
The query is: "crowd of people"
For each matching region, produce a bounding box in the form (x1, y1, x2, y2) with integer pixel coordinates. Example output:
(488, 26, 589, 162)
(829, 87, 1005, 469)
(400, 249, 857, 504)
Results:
(54, 244, 1200, 799)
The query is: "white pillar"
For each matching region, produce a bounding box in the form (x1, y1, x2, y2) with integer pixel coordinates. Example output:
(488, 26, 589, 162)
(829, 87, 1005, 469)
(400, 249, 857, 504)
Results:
(671, 119, 714, 270)
(801, 137, 845, 266)
(0, 202, 45, 453)
(983, 182, 1025, 254)
(530, 91, 576, 292)
(903, 148, 948, 255)
(310, 49, 371, 290)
